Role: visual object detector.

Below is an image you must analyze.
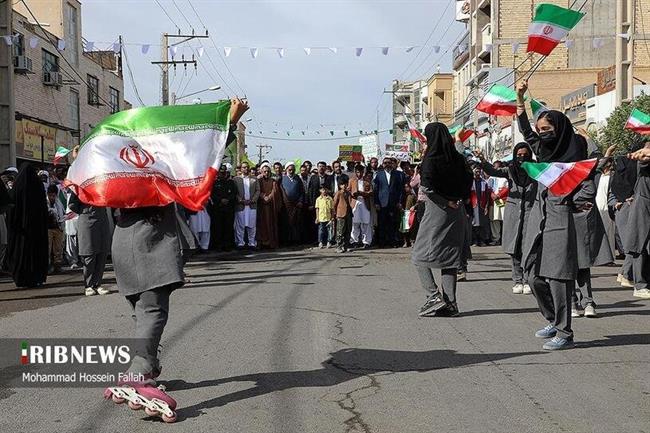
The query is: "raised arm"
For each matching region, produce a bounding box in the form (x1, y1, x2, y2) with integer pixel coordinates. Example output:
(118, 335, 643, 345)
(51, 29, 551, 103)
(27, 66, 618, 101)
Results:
(473, 149, 510, 178)
(516, 80, 540, 153)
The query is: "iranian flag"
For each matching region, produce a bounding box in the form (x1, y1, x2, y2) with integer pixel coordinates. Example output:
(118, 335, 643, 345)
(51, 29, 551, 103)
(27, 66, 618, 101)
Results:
(64, 101, 231, 211)
(530, 98, 550, 119)
(53, 146, 71, 165)
(521, 158, 597, 196)
(625, 108, 650, 135)
(448, 125, 475, 142)
(476, 85, 520, 116)
(407, 117, 425, 146)
(527, 4, 585, 56)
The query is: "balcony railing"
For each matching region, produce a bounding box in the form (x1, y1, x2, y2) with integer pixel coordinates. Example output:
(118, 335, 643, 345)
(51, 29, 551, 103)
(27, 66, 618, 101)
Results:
(479, 24, 492, 59)
(452, 31, 470, 69)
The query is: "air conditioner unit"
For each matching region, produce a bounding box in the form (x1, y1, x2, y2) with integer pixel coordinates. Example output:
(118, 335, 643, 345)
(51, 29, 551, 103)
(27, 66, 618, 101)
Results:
(43, 71, 63, 86)
(13, 55, 33, 73)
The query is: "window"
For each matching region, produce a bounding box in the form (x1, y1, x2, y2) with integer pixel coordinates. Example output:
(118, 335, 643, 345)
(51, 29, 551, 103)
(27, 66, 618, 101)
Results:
(42, 49, 59, 74)
(69, 89, 80, 133)
(109, 87, 120, 113)
(13, 33, 24, 57)
(87, 74, 99, 105)
(64, 2, 79, 66)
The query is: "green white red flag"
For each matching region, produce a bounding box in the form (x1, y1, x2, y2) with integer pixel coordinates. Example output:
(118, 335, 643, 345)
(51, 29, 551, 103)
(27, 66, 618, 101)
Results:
(407, 117, 425, 146)
(64, 101, 231, 211)
(53, 146, 71, 165)
(530, 98, 550, 119)
(448, 125, 475, 142)
(625, 108, 650, 135)
(521, 158, 597, 196)
(527, 3, 585, 56)
(476, 85, 519, 116)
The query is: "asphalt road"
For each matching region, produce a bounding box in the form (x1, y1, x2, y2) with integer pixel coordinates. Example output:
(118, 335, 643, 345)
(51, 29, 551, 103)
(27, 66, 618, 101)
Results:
(0, 247, 648, 433)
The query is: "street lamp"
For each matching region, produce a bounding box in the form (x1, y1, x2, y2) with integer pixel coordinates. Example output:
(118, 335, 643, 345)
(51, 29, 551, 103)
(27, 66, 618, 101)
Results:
(171, 85, 221, 105)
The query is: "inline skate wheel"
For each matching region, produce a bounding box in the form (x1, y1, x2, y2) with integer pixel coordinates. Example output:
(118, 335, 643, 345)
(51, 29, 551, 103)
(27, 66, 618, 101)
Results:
(111, 394, 125, 404)
(162, 412, 177, 423)
(128, 401, 143, 410)
(144, 407, 158, 417)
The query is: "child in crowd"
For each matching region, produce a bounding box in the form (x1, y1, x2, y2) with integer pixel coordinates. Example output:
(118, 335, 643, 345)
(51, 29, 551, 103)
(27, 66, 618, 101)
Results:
(314, 186, 334, 249)
(333, 178, 354, 253)
(402, 183, 418, 247)
(351, 180, 373, 249)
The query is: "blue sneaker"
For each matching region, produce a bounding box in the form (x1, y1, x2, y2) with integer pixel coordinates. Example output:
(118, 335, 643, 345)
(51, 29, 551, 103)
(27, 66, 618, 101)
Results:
(543, 336, 575, 351)
(534, 324, 557, 338)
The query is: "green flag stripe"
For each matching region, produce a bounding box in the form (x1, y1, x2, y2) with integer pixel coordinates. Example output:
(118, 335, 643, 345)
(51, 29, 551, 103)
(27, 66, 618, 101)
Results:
(81, 101, 231, 145)
(21, 341, 28, 350)
(533, 4, 584, 29)
(631, 109, 650, 125)
(488, 84, 518, 101)
(521, 161, 551, 179)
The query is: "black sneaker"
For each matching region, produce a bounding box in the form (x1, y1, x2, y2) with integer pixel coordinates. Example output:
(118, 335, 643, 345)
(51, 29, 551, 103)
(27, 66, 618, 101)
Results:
(436, 302, 460, 317)
(418, 294, 446, 317)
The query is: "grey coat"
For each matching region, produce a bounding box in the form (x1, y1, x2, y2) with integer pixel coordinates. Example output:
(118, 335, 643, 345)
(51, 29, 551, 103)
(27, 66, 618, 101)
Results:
(624, 161, 650, 255)
(481, 162, 537, 256)
(572, 179, 614, 268)
(112, 204, 184, 296)
(522, 186, 580, 280)
(412, 188, 467, 269)
(68, 194, 112, 256)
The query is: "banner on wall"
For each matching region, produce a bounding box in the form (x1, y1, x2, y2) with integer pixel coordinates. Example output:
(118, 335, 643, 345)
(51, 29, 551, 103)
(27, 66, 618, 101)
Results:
(382, 150, 411, 162)
(15, 119, 72, 162)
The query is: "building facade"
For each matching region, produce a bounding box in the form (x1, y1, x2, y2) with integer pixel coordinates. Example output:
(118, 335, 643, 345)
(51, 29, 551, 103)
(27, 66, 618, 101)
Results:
(6, 0, 125, 166)
(391, 79, 427, 152)
(426, 73, 454, 125)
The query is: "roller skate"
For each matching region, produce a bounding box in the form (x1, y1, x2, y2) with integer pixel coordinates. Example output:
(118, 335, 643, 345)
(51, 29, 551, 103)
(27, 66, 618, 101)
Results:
(104, 380, 177, 423)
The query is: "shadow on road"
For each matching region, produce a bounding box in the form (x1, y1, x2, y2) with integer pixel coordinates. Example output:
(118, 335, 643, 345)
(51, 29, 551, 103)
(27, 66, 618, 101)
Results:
(167, 347, 544, 421)
(461, 299, 649, 318)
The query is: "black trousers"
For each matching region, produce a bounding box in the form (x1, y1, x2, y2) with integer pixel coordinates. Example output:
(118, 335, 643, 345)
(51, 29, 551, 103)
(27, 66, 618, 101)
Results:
(377, 206, 400, 247)
(210, 208, 235, 250)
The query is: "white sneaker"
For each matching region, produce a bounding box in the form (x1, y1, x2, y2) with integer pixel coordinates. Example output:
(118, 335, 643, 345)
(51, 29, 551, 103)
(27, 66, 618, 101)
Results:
(457, 272, 467, 282)
(571, 306, 582, 318)
(633, 288, 650, 299)
(616, 274, 623, 283)
(96, 287, 110, 295)
(522, 284, 532, 295)
(512, 284, 524, 294)
(85, 287, 97, 296)
(584, 304, 597, 318)
(620, 276, 634, 288)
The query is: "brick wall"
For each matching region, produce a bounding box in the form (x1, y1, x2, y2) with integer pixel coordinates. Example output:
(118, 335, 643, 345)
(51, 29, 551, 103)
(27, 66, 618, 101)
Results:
(13, 12, 124, 144)
(635, 0, 650, 67)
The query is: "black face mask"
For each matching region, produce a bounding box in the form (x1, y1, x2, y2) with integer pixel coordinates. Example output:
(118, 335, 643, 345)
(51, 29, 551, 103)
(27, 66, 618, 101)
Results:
(538, 130, 556, 146)
(516, 155, 530, 164)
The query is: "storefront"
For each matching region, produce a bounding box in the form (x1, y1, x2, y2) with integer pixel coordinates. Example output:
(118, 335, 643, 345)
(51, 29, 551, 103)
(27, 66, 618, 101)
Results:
(15, 114, 75, 168)
(560, 84, 595, 127)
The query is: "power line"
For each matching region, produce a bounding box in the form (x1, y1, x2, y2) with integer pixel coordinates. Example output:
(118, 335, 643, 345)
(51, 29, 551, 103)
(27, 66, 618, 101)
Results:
(171, 0, 194, 32)
(186, 0, 208, 31)
(397, 0, 454, 79)
(246, 129, 393, 142)
(121, 38, 146, 105)
(154, 0, 180, 32)
(406, 17, 457, 80)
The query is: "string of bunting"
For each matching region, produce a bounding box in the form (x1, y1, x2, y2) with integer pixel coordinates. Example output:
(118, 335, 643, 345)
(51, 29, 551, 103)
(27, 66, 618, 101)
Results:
(2, 34, 628, 57)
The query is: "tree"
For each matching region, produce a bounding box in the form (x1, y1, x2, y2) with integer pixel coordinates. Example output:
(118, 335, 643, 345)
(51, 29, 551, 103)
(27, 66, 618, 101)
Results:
(600, 93, 650, 154)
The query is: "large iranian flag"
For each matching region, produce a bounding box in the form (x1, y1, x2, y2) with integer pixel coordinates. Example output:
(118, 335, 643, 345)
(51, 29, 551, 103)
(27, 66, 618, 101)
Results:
(65, 101, 231, 211)
(625, 108, 650, 135)
(476, 85, 519, 116)
(527, 4, 585, 56)
(521, 158, 597, 196)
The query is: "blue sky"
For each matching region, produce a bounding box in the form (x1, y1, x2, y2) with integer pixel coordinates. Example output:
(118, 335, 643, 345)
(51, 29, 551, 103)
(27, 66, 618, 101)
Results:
(82, 0, 463, 163)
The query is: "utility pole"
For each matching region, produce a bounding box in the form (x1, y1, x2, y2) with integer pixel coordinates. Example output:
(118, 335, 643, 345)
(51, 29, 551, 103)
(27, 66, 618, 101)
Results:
(256, 143, 272, 165)
(152, 31, 209, 106)
(0, 0, 15, 167)
(615, 0, 634, 104)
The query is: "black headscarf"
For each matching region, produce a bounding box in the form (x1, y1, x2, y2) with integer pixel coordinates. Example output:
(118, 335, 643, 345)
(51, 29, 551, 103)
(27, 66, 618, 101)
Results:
(4, 164, 49, 287)
(536, 110, 586, 163)
(509, 142, 534, 188)
(420, 122, 473, 201)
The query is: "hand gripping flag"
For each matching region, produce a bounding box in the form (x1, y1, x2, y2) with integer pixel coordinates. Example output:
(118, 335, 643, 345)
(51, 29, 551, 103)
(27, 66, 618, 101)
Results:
(521, 158, 597, 196)
(476, 85, 520, 116)
(448, 125, 475, 142)
(625, 108, 650, 135)
(527, 4, 585, 56)
(64, 101, 232, 211)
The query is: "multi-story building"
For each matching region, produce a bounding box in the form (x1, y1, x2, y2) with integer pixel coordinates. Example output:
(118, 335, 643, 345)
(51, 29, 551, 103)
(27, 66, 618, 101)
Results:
(3, 0, 126, 167)
(451, 0, 650, 158)
(426, 73, 454, 125)
(391, 79, 427, 151)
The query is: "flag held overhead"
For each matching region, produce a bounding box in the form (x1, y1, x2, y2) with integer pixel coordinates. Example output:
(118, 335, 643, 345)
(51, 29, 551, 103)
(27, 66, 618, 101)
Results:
(625, 108, 650, 135)
(476, 84, 520, 116)
(527, 3, 585, 56)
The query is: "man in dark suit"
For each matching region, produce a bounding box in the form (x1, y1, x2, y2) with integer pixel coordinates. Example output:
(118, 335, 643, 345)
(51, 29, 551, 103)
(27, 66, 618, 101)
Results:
(373, 157, 405, 247)
(329, 160, 350, 194)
